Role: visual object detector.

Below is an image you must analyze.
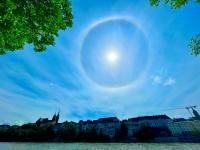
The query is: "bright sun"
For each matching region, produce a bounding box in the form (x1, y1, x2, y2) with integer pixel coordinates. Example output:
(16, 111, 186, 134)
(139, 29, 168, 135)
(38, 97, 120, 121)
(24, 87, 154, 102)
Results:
(105, 50, 120, 64)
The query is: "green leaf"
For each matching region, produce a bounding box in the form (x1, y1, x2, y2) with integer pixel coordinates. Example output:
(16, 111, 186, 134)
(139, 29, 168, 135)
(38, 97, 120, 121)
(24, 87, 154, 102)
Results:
(0, 0, 73, 55)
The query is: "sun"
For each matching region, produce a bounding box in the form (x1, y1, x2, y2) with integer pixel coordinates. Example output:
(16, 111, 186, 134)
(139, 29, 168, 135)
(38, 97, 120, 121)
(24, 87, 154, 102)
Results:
(105, 49, 120, 65)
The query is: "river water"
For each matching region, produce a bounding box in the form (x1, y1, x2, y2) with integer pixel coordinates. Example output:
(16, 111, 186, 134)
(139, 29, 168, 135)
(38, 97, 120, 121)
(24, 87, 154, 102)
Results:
(0, 143, 200, 150)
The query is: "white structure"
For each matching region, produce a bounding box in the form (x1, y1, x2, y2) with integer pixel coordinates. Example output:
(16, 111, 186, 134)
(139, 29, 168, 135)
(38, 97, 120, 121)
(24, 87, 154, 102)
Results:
(168, 120, 200, 136)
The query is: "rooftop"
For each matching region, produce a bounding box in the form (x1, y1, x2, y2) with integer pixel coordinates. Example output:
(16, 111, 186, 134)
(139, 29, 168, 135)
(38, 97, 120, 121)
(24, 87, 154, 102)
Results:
(128, 115, 171, 122)
(97, 117, 120, 122)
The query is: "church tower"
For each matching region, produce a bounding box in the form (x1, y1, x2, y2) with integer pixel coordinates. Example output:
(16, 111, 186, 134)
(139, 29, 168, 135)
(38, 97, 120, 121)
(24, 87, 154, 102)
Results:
(52, 113, 56, 121)
(56, 112, 60, 123)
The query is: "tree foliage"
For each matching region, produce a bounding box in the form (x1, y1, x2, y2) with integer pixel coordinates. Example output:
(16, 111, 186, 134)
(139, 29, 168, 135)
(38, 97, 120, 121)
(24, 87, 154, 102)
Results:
(149, 0, 200, 56)
(114, 122, 128, 142)
(150, 0, 200, 9)
(189, 34, 200, 56)
(135, 125, 155, 142)
(0, 0, 73, 55)
(59, 122, 78, 142)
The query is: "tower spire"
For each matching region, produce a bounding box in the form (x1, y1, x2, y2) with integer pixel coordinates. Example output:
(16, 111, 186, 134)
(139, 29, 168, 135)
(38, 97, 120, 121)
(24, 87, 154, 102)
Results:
(56, 111, 60, 123)
(52, 113, 56, 121)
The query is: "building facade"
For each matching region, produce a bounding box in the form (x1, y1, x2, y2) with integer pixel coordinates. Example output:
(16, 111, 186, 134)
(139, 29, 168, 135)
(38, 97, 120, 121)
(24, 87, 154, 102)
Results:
(168, 120, 200, 136)
(126, 115, 172, 136)
(79, 117, 120, 138)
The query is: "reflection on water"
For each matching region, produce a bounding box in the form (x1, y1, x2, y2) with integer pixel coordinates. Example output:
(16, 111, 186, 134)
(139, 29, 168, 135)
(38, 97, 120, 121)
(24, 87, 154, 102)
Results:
(0, 143, 200, 150)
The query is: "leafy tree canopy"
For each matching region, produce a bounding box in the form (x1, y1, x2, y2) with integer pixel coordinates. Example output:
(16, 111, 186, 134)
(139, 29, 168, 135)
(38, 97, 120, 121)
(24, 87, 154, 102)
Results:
(0, 0, 73, 55)
(150, 0, 200, 9)
(189, 34, 200, 56)
(149, 0, 200, 56)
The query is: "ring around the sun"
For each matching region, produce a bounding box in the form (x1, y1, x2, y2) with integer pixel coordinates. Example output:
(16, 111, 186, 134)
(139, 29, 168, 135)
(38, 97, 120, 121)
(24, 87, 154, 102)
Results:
(80, 17, 149, 89)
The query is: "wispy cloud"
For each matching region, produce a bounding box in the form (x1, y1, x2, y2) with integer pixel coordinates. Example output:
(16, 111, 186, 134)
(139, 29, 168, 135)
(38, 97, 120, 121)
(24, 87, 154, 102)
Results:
(164, 78, 176, 86)
(152, 75, 176, 86)
(153, 75, 162, 84)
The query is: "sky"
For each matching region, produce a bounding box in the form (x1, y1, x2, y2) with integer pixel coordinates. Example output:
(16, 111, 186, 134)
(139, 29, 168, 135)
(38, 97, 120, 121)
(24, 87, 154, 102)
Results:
(0, 0, 200, 125)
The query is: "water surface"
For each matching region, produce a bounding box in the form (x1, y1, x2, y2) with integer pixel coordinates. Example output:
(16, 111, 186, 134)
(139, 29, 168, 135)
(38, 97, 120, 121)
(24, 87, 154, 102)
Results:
(0, 143, 200, 150)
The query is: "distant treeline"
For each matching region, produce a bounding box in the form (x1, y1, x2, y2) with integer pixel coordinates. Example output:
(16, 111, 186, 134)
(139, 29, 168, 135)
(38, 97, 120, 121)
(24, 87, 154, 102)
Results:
(0, 122, 171, 142)
(0, 123, 111, 142)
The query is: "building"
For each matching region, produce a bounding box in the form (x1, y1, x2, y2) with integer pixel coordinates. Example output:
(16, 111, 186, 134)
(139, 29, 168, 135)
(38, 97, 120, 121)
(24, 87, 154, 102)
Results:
(79, 120, 95, 132)
(78, 115, 173, 138)
(126, 115, 172, 136)
(168, 119, 200, 136)
(124, 120, 139, 137)
(36, 113, 59, 127)
(95, 117, 120, 138)
(0, 124, 10, 129)
(79, 117, 120, 138)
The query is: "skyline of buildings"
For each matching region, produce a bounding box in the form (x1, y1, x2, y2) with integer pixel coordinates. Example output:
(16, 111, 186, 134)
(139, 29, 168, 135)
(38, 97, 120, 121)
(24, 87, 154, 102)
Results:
(1, 107, 200, 139)
(1, 105, 200, 125)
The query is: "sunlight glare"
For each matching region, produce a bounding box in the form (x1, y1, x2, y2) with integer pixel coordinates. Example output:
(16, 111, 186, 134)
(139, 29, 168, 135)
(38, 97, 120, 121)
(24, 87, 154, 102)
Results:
(105, 50, 120, 65)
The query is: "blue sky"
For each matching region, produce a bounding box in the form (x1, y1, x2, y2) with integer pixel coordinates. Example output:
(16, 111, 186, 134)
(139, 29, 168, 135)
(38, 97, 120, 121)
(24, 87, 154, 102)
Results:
(0, 0, 200, 124)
